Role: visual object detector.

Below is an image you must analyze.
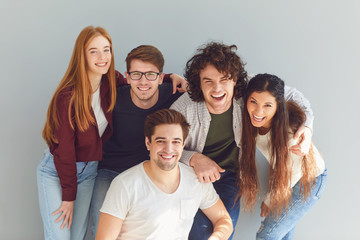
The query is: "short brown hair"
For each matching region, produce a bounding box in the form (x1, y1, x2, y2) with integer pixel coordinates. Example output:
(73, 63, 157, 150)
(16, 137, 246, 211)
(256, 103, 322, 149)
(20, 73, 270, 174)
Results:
(126, 45, 165, 72)
(185, 42, 248, 101)
(144, 109, 190, 142)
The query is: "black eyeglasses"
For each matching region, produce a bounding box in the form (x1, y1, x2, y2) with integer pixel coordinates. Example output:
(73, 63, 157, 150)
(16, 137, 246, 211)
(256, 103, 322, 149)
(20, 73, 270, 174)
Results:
(128, 71, 161, 81)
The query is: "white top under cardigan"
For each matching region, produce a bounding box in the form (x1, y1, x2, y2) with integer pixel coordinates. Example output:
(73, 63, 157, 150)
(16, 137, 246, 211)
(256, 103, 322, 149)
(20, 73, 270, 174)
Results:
(92, 86, 108, 137)
(256, 131, 325, 206)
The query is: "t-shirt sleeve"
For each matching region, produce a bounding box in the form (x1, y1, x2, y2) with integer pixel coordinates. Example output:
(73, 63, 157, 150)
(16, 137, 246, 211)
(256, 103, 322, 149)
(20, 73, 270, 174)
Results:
(100, 177, 130, 220)
(199, 182, 219, 210)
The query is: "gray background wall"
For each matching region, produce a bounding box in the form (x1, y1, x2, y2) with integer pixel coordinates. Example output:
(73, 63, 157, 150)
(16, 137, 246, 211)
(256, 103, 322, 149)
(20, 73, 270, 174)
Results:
(1, 0, 359, 239)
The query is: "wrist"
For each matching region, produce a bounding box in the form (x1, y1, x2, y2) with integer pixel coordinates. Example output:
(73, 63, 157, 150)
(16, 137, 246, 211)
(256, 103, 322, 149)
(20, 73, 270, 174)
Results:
(189, 153, 199, 167)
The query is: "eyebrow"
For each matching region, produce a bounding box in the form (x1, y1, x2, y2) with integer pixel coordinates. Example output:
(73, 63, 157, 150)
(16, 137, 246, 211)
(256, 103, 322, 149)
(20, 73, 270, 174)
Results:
(87, 46, 110, 51)
(154, 137, 183, 141)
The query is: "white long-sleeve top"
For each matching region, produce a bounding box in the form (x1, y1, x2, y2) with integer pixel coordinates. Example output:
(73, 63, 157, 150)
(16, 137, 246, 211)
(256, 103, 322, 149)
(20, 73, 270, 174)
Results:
(256, 131, 325, 206)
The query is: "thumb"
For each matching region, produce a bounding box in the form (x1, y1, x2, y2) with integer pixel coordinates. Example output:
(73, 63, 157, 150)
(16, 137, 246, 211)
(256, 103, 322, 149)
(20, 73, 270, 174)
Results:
(217, 165, 225, 173)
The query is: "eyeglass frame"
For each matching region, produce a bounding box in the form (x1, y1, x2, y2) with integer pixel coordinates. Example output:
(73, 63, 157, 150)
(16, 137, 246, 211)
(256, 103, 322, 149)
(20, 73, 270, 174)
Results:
(127, 71, 162, 81)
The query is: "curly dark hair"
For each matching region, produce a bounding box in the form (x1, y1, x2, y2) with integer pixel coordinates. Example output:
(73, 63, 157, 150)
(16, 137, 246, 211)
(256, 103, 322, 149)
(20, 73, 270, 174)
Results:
(184, 42, 248, 101)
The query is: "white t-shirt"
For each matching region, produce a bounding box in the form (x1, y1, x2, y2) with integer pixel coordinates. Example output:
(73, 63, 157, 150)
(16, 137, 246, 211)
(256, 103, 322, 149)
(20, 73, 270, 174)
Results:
(100, 162, 219, 240)
(92, 86, 108, 137)
(256, 131, 325, 206)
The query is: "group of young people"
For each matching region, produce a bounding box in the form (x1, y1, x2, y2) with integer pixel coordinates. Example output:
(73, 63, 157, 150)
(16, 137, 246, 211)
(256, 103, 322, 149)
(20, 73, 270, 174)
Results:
(36, 26, 327, 240)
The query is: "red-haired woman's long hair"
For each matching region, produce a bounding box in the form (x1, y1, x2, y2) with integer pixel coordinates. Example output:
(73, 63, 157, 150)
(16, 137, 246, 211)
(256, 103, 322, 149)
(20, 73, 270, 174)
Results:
(42, 26, 116, 146)
(238, 74, 317, 216)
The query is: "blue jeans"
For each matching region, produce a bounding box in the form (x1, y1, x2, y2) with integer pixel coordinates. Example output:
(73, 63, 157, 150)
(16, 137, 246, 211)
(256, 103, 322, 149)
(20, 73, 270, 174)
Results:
(256, 169, 328, 240)
(90, 168, 120, 239)
(37, 149, 98, 240)
(188, 170, 240, 240)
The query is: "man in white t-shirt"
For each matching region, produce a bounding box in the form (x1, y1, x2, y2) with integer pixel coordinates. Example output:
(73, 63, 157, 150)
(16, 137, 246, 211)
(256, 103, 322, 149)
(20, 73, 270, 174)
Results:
(95, 109, 233, 240)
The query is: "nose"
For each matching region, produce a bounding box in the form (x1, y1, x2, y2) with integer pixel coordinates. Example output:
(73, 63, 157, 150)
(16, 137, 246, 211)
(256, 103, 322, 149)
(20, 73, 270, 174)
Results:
(213, 82, 221, 91)
(163, 142, 173, 152)
(254, 106, 263, 115)
(98, 51, 106, 60)
(139, 74, 148, 84)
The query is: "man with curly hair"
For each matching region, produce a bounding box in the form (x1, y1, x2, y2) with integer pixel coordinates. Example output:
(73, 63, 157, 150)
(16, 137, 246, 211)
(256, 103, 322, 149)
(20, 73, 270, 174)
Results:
(171, 42, 314, 239)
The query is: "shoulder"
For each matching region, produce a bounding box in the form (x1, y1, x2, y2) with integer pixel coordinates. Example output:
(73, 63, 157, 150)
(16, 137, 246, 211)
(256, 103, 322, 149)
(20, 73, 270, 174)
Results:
(112, 163, 144, 185)
(179, 163, 200, 183)
(116, 84, 131, 95)
(171, 92, 197, 112)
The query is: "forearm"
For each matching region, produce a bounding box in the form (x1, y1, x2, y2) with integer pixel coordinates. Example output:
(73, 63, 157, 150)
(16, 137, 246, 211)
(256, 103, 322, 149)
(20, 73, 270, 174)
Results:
(209, 216, 233, 240)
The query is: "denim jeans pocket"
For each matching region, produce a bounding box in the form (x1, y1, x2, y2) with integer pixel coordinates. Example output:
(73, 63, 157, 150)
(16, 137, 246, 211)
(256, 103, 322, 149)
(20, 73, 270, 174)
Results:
(315, 169, 328, 199)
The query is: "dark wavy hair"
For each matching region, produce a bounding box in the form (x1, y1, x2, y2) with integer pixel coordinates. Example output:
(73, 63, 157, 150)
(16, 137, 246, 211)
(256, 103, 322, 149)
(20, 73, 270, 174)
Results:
(184, 42, 248, 101)
(238, 73, 317, 215)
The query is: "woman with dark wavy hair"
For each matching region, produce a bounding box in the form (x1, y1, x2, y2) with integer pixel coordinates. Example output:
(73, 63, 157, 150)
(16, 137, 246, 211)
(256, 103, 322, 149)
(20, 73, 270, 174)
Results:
(238, 73, 327, 239)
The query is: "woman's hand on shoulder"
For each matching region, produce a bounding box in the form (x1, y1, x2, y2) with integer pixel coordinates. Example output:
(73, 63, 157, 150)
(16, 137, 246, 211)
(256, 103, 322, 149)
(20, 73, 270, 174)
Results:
(52, 200, 75, 230)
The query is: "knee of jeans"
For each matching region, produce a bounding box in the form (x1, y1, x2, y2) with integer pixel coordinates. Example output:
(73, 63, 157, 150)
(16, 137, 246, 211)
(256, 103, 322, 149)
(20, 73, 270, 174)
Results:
(256, 223, 265, 239)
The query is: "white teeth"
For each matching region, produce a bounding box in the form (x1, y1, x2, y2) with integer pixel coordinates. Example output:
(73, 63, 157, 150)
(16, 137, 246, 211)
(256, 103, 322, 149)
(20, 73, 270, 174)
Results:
(139, 87, 150, 91)
(211, 93, 225, 98)
(253, 115, 265, 121)
(96, 63, 106, 66)
(161, 155, 173, 159)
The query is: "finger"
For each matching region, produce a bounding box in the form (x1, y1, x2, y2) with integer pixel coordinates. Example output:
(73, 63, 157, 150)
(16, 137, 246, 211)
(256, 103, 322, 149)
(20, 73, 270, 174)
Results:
(60, 214, 69, 229)
(214, 171, 221, 181)
(198, 175, 204, 183)
(294, 125, 305, 139)
(209, 174, 217, 183)
(176, 87, 186, 93)
(203, 175, 211, 183)
(172, 82, 177, 94)
(68, 213, 73, 230)
(55, 212, 65, 223)
(52, 208, 61, 216)
(217, 166, 226, 173)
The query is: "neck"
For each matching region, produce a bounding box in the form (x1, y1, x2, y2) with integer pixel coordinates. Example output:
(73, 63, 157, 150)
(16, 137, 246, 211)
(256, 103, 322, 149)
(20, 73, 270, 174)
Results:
(258, 127, 271, 135)
(88, 73, 103, 92)
(143, 161, 180, 194)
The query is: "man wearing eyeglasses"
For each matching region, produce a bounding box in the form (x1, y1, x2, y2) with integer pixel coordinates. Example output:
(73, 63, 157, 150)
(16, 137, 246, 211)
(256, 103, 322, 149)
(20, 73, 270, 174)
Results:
(89, 45, 185, 238)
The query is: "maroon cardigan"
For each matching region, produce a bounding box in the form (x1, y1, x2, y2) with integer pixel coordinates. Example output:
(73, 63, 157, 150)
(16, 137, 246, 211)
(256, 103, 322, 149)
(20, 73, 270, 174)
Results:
(50, 71, 172, 201)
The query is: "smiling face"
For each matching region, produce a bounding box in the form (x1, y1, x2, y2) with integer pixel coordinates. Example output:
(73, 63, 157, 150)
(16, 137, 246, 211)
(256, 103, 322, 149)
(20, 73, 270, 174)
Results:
(85, 35, 111, 81)
(246, 91, 278, 129)
(200, 64, 236, 114)
(125, 59, 164, 109)
(145, 124, 184, 171)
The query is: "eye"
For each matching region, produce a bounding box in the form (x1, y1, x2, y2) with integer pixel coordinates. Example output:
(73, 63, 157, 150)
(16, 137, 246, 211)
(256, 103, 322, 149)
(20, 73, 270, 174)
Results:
(90, 50, 97, 54)
(265, 104, 272, 107)
(104, 48, 110, 53)
(249, 100, 256, 104)
(173, 141, 182, 145)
